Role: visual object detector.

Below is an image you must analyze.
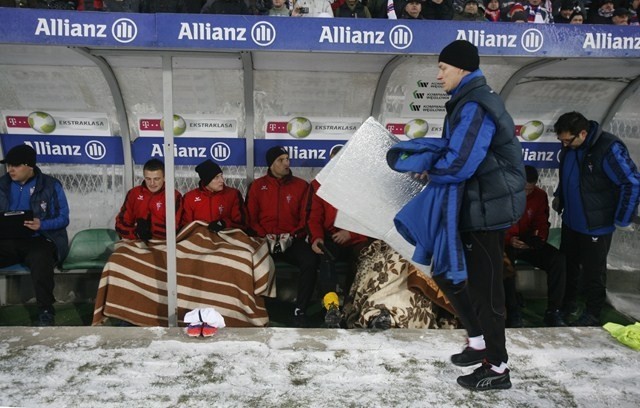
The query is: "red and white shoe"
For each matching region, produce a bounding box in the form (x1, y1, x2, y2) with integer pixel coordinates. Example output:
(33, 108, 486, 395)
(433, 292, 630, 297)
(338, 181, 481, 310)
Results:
(186, 323, 203, 337)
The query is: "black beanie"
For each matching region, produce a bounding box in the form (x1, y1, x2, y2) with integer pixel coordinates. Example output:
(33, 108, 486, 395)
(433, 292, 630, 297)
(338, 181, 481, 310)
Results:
(1, 144, 37, 167)
(195, 159, 222, 186)
(266, 146, 289, 168)
(438, 40, 480, 72)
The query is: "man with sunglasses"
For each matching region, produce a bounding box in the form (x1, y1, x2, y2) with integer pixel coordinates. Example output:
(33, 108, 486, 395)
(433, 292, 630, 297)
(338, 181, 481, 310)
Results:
(553, 111, 640, 327)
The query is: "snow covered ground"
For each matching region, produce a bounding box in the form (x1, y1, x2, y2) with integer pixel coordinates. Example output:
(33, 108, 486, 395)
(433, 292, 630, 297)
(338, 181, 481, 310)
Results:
(1, 326, 639, 408)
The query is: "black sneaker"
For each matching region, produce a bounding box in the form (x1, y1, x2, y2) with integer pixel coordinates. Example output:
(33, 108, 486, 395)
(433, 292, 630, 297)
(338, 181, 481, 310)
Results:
(324, 304, 342, 329)
(457, 362, 512, 391)
(292, 308, 307, 328)
(451, 346, 486, 367)
(570, 312, 600, 327)
(561, 303, 580, 322)
(37, 310, 55, 327)
(543, 309, 567, 327)
(368, 308, 392, 330)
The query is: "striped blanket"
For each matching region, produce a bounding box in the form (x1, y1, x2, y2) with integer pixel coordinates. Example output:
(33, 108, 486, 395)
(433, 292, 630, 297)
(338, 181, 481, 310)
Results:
(92, 221, 276, 327)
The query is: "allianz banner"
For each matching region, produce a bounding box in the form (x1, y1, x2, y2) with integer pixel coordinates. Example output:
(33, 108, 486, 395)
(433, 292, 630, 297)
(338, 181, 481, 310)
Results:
(1, 111, 123, 165)
(1, 9, 638, 57)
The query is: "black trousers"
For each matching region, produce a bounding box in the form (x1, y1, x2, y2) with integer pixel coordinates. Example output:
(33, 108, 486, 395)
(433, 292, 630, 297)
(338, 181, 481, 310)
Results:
(506, 243, 566, 310)
(0, 236, 57, 312)
(434, 230, 507, 366)
(560, 225, 612, 317)
(316, 236, 369, 299)
(271, 237, 318, 312)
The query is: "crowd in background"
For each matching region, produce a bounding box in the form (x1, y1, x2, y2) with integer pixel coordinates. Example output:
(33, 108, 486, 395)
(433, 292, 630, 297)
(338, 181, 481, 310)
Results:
(0, 0, 638, 25)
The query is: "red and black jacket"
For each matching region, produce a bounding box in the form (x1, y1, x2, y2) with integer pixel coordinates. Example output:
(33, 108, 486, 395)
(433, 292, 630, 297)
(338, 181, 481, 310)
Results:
(181, 184, 247, 230)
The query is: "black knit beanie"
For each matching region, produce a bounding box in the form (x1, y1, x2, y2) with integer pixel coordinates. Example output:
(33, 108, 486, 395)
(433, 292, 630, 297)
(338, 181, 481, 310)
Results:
(266, 146, 289, 168)
(438, 40, 480, 72)
(195, 159, 222, 186)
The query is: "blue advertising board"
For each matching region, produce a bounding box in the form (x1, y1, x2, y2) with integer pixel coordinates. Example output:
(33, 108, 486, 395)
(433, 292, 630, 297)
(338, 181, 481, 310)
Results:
(132, 137, 246, 166)
(0, 8, 639, 58)
(255, 139, 345, 168)
(0, 134, 124, 165)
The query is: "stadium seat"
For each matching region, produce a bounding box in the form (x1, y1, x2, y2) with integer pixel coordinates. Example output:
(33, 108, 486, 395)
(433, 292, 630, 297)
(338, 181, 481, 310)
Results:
(61, 228, 118, 271)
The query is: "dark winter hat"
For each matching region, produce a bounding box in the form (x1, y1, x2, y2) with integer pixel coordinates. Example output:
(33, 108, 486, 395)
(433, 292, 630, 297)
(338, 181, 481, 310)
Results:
(0, 144, 36, 167)
(266, 146, 289, 168)
(559, 0, 575, 10)
(438, 40, 480, 72)
(195, 159, 222, 186)
(613, 7, 631, 16)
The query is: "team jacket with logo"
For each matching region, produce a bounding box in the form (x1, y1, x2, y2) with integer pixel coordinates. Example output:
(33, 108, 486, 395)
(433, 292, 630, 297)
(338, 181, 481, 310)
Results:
(246, 172, 309, 238)
(115, 183, 183, 240)
(307, 179, 368, 246)
(181, 184, 247, 230)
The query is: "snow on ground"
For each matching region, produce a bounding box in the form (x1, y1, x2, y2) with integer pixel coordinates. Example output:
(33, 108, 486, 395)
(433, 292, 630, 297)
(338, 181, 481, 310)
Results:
(1, 326, 639, 408)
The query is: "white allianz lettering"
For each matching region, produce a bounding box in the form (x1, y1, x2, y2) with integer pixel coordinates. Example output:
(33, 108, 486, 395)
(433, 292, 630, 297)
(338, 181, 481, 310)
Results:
(34, 18, 107, 38)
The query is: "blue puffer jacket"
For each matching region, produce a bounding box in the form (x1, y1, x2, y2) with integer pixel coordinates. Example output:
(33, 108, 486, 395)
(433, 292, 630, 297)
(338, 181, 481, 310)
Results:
(0, 167, 70, 261)
(429, 70, 526, 232)
(387, 137, 467, 284)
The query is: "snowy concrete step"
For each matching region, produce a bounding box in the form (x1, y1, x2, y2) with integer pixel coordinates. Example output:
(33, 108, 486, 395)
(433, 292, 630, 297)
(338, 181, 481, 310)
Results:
(1, 326, 638, 407)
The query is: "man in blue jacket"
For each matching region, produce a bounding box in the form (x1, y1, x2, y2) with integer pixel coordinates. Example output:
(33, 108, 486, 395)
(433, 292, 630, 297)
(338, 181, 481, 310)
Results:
(0, 145, 70, 326)
(428, 40, 525, 391)
(553, 111, 640, 327)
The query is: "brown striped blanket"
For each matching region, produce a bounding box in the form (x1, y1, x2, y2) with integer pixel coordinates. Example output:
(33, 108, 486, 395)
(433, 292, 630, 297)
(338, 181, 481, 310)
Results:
(92, 221, 276, 327)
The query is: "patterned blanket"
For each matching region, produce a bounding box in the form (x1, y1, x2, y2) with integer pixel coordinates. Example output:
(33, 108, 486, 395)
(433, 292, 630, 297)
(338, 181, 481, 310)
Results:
(92, 221, 276, 327)
(344, 240, 457, 329)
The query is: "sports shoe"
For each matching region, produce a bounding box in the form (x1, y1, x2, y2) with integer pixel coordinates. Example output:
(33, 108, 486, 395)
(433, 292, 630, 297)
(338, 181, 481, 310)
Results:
(543, 309, 567, 327)
(570, 312, 600, 327)
(186, 323, 202, 337)
(368, 308, 392, 330)
(292, 308, 307, 328)
(561, 303, 580, 322)
(457, 362, 512, 391)
(36, 309, 55, 327)
(201, 323, 217, 337)
(451, 346, 486, 367)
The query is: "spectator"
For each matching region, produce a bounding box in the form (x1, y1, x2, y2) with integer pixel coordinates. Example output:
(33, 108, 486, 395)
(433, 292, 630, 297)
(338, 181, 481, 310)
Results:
(431, 40, 525, 391)
(0, 145, 70, 326)
(553, 111, 640, 327)
(103, 0, 142, 11)
(453, 0, 488, 20)
(511, 0, 552, 23)
(290, 0, 333, 16)
(76, 0, 103, 9)
(400, 0, 424, 17)
(268, 0, 290, 15)
(28, 0, 77, 9)
(612, 7, 631, 23)
(115, 159, 182, 241)
(511, 9, 527, 19)
(629, 0, 639, 24)
(307, 147, 370, 328)
(201, 0, 251, 14)
(423, 0, 455, 19)
(553, 0, 576, 22)
(182, 159, 247, 231)
(366, 0, 389, 17)
(245, 146, 318, 326)
(504, 165, 567, 327)
(335, 0, 371, 16)
(587, 0, 616, 23)
(568, 8, 584, 21)
(484, 0, 502, 20)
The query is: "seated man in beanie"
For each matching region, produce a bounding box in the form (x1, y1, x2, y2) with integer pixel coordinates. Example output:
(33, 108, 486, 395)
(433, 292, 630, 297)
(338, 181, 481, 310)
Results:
(182, 159, 247, 231)
(116, 158, 182, 241)
(0, 144, 70, 326)
(453, 0, 488, 20)
(246, 146, 318, 326)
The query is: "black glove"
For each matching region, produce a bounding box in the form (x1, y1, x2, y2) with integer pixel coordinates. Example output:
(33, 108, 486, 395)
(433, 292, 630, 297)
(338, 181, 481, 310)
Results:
(208, 220, 226, 233)
(552, 196, 562, 214)
(521, 235, 545, 250)
(135, 218, 152, 241)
